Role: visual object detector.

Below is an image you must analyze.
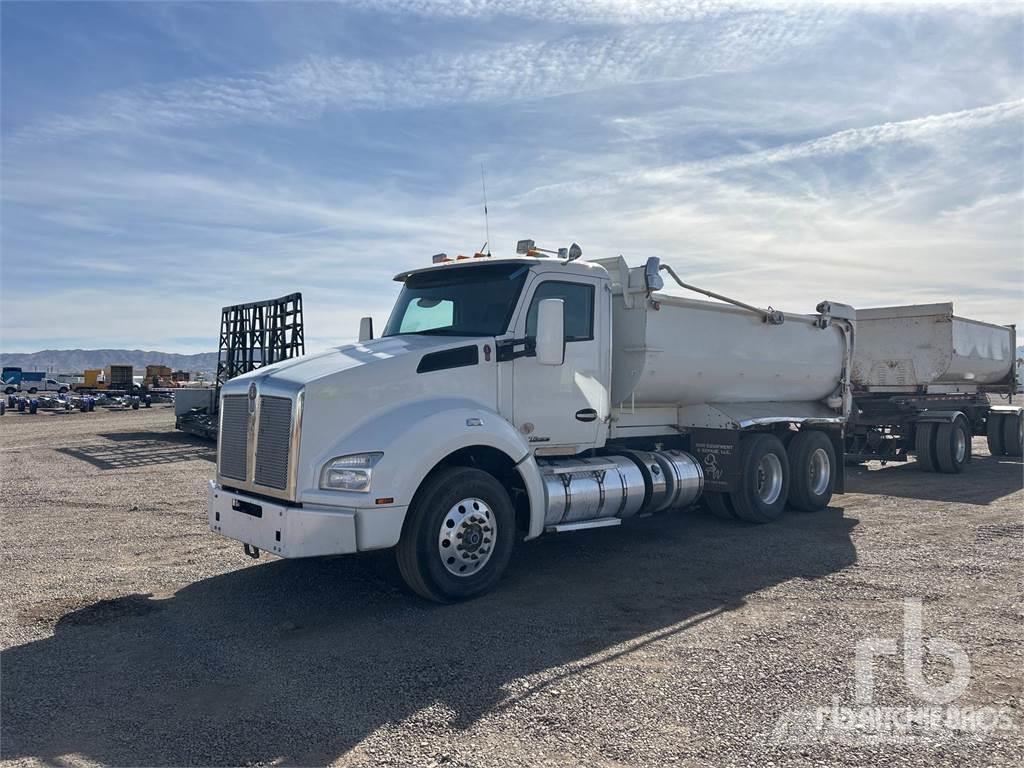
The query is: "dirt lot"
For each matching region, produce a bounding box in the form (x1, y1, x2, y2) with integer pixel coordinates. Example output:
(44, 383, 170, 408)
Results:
(1, 406, 1021, 767)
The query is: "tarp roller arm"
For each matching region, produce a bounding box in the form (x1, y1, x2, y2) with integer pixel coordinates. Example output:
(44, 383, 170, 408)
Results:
(657, 264, 786, 325)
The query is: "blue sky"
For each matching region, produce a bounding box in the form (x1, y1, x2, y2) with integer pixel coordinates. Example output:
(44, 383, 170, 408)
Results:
(2, 0, 1022, 354)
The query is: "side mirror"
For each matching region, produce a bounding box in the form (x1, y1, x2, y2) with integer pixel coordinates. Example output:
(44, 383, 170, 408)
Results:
(358, 317, 374, 342)
(535, 298, 564, 366)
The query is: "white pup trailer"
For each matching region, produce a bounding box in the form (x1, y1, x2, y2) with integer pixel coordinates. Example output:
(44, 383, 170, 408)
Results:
(207, 244, 1017, 601)
(846, 303, 1021, 471)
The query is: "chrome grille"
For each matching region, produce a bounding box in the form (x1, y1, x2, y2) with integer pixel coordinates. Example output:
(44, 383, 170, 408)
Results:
(219, 395, 249, 481)
(255, 396, 293, 490)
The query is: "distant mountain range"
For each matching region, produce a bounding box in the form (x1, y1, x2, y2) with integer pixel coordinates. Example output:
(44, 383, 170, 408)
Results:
(2, 345, 1020, 378)
(0, 349, 218, 375)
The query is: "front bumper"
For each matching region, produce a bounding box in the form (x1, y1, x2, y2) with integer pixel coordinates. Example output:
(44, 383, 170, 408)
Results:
(208, 481, 366, 558)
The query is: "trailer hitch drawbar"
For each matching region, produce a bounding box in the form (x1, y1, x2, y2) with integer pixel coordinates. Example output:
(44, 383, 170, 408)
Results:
(243, 544, 261, 559)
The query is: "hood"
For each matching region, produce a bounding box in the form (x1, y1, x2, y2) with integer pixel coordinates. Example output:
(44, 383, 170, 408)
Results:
(221, 334, 500, 499)
(223, 334, 484, 391)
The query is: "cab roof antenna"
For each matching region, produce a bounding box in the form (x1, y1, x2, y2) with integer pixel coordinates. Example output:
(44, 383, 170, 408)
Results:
(480, 162, 492, 257)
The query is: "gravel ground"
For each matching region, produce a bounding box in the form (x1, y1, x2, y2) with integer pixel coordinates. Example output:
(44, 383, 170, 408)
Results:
(1, 406, 1021, 767)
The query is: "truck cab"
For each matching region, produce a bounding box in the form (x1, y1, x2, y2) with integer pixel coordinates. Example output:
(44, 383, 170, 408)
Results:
(388, 256, 612, 454)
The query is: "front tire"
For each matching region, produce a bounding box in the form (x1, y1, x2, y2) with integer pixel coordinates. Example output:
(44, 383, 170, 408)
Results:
(396, 466, 515, 602)
(787, 430, 836, 512)
(28, 387, 37, 395)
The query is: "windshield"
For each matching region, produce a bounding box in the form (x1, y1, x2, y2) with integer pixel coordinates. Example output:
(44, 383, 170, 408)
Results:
(384, 263, 529, 337)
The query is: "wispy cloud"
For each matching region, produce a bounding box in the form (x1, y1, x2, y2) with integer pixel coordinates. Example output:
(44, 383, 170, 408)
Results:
(17, 14, 839, 141)
(2, 2, 1021, 352)
(352, 0, 1019, 23)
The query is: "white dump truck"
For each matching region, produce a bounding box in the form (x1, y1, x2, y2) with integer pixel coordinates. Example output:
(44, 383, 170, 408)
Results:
(207, 243, 1020, 601)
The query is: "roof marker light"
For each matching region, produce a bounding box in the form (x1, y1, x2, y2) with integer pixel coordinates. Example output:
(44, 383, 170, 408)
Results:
(432, 253, 451, 264)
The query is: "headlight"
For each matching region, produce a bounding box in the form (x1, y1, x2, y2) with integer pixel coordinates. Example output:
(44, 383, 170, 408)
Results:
(320, 452, 383, 492)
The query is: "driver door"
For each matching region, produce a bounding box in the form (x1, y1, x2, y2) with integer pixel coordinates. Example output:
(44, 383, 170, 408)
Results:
(508, 275, 609, 454)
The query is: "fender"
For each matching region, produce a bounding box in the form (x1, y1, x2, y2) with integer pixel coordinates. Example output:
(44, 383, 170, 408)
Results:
(300, 397, 548, 544)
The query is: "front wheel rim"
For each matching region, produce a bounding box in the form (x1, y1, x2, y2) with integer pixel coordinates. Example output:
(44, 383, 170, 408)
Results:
(438, 498, 496, 577)
(808, 447, 831, 496)
(756, 454, 784, 505)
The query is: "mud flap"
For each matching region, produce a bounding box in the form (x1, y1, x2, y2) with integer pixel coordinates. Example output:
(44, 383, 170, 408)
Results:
(690, 429, 742, 494)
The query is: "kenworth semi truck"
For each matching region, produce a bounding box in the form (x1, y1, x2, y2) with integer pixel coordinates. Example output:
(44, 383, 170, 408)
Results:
(207, 243, 1020, 601)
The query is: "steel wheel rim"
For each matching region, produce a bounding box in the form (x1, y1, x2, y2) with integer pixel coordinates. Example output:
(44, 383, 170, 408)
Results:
(809, 447, 831, 496)
(756, 453, 784, 505)
(954, 427, 967, 463)
(438, 497, 496, 577)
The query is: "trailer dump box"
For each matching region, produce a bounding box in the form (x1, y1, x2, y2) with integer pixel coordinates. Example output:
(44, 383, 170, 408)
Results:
(852, 303, 1015, 392)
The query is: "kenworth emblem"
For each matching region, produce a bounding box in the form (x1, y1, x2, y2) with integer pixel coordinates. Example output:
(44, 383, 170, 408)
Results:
(247, 382, 257, 414)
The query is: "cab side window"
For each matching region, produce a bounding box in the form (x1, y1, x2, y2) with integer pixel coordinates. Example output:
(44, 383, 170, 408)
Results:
(525, 281, 594, 342)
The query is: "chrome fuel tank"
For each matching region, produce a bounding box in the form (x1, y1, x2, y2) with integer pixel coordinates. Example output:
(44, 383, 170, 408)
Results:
(540, 450, 704, 526)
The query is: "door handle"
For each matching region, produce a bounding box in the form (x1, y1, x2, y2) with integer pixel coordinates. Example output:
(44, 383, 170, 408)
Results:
(575, 408, 598, 423)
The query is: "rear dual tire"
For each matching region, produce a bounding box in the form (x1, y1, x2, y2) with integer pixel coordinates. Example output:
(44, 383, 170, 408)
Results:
(706, 431, 835, 522)
(916, 415, 971, 473)
(787, 430, 836, 512)
(710, 434, 790, 523)
(987, 411, 1023, 457)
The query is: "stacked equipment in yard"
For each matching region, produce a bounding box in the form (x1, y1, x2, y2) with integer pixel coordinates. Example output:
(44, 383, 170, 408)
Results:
(82, 369, 104, 389)
(146, 365, 173, 387)
(105, 365, 134, 390)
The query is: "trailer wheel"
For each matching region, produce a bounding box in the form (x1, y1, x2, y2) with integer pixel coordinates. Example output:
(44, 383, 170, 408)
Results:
(705, 493, 738, 520)
(914, 423, 938, 472)
(986, 413, 1006, 456)
(787, 430, 836, 512)
(935, 416, 971, 474)
(729, 434, 789, 523)
(27, 387, 37, 395)
(1002, 412, 1024, 458)
(396, 466, 515, 603)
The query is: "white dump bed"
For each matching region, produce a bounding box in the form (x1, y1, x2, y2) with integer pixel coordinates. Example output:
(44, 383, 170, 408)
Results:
(599, 258, 847, 412)
(851, 303, 1014, 391)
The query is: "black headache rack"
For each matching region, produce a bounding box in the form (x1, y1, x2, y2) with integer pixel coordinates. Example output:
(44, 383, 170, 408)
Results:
(176, 292, 305, 441)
